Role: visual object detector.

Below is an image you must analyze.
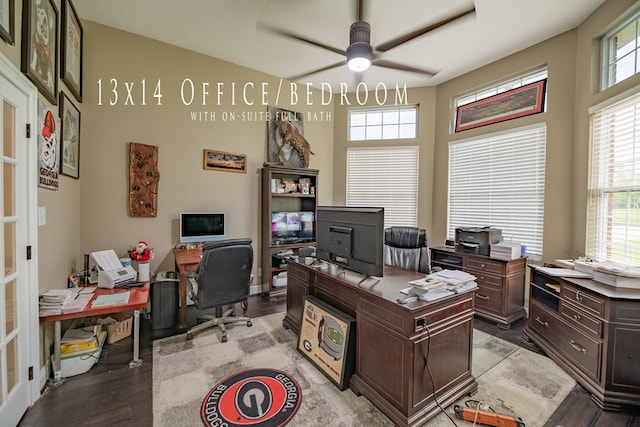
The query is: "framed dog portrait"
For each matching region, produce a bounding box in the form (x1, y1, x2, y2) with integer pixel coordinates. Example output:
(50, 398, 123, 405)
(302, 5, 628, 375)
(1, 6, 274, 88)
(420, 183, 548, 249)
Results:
(22, 0, 59, 105)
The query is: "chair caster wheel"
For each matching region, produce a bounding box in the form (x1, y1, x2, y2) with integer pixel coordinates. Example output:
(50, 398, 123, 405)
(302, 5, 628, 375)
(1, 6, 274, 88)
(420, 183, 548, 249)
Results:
(221, 335, 228, 343)
(247, 320, 253, 327)
(186, 333, 193, 340)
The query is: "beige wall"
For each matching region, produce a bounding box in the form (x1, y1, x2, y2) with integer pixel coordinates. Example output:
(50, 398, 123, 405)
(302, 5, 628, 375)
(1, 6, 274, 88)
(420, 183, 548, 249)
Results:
(80, 22, 335, 282)
(332, 86, 437, 234)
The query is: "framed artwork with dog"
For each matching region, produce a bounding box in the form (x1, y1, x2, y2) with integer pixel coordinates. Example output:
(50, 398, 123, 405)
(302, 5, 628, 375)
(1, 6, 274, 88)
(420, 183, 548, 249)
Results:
(21, 0, 59, 105)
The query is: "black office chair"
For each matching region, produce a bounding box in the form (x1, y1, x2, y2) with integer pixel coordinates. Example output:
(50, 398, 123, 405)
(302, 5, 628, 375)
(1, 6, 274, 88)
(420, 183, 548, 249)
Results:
(185, 238, 253, 342)
(384, 226, 431, 274)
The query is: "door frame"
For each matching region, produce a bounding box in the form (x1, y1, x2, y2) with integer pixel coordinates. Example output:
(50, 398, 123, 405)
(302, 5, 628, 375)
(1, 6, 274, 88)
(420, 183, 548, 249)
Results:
(0, 52, 40, 406)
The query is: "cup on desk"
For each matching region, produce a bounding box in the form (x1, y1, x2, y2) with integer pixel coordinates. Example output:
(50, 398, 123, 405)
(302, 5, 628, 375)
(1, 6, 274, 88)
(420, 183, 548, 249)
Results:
(137, 262, 150, 282)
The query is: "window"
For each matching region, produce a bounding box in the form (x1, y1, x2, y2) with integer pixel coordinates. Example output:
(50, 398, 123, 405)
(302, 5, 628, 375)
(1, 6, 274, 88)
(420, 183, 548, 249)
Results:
(349, 106, 417, 141)
(448, 124, 547, 260)
(587, 90, 640, 264)
(602, 10, 640, 89)
(346, 146, 419, 229)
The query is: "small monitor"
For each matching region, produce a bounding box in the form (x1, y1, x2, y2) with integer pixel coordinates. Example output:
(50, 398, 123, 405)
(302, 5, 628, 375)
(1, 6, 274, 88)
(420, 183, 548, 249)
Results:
(179, 212, 226, 243)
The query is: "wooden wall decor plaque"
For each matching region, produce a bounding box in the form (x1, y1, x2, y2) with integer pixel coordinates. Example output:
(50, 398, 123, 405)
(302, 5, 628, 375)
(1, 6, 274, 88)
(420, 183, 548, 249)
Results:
(128, 142, 159, 217)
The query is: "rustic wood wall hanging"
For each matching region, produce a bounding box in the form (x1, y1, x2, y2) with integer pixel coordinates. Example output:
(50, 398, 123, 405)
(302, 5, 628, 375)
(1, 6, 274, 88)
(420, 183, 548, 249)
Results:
(128, 142, 159, 217)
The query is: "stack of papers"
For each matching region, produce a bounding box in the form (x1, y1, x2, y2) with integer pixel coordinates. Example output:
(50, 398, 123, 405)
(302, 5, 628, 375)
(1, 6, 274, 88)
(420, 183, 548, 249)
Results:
(490, 241, 522, 261)
(592, 261, 640, 288)
(407, 269, 478, 300)
(39, 288, 80, 316)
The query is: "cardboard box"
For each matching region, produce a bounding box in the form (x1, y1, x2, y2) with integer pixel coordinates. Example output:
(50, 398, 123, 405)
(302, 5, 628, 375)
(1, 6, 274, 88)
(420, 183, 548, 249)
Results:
(105, 314, 133, 343)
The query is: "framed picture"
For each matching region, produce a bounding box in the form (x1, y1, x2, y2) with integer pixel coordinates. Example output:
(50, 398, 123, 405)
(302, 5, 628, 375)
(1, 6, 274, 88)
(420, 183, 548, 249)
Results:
(59, 92, 80, 178)
(61, 0, 82, 102)
(21, 0, 58, 105)
(298, 296, 355, 391)
(0, 0, 15, 45)
(203, 149, 247, 173)
(455, 79, 547, 132)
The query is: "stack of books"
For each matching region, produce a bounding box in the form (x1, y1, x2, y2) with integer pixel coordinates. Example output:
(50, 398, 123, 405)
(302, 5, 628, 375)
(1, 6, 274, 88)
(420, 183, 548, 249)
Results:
(490, 241, 522, 261)
(39, 288, 80, 317)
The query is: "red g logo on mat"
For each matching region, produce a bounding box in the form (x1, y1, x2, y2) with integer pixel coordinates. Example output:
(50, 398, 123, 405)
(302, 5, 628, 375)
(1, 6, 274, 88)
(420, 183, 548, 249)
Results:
(201, 368, 302, 427)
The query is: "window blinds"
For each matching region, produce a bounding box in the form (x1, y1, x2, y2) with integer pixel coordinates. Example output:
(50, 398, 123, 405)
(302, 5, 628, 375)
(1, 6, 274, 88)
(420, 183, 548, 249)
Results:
(346, 145, 419, 229)
(448, 124, 546, 259)
(587, 92, 640, 264)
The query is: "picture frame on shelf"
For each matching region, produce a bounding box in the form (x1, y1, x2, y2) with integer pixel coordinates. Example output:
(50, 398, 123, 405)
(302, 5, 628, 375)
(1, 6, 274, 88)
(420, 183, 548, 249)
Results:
(21, 0, 58, 105)
(59, 92, 80, 178)
(0, 0, 15, 45)
(455, 79, 547, 132)
(203, 149, 247, 173)
(61, 0, 82, 102)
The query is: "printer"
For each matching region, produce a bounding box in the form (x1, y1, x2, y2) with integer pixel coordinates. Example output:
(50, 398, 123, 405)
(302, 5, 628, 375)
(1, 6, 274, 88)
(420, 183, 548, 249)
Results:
(455, 227, 502, 256)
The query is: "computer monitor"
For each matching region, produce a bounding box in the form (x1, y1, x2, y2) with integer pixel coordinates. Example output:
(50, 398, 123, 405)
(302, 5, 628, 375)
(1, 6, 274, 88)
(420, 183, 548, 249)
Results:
(179, 212, 226, 243)
(315, 206, 384, 277)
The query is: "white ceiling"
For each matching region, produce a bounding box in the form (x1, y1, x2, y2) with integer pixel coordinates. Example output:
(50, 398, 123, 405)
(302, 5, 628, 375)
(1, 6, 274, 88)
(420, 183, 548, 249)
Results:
(74, 0, 606, 90)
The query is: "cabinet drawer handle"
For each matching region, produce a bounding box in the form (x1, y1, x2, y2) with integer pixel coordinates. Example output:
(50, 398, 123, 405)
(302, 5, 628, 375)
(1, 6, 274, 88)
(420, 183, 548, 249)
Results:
(476, 294, 489, 300)
(569, 340, 587, 354)
(573, 314, 581, 321)
(575, 291, 583, 302)
(534, 316, 549, 327)
(480, 263, 486, 269)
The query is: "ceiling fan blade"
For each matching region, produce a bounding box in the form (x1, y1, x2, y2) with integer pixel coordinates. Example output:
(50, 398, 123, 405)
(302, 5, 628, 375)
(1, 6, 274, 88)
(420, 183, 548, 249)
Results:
(372, 59, 437, 77)
(288, 60, 347, 81)
(375, 7, 475, 52)
(258, 22, 346, 57)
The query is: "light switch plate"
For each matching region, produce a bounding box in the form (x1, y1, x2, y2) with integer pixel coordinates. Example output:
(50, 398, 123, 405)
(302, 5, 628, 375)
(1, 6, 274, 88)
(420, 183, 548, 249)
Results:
(38, 207, 46, 226)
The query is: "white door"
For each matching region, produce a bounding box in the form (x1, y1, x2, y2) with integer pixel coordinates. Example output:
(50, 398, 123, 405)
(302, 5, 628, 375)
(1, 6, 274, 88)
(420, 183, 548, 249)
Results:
(0, 54, 39, 426)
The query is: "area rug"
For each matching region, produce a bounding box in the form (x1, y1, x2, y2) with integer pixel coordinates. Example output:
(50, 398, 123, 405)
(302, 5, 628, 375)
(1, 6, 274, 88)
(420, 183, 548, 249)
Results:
(153, 312, 575, 427)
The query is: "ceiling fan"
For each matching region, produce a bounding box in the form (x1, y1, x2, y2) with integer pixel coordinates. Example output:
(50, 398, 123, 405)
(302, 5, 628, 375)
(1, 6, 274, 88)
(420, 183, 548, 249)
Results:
(259, 0, 476, 81)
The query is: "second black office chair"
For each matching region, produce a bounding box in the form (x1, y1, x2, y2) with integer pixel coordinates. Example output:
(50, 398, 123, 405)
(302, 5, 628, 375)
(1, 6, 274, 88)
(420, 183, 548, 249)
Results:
(384, 226, 431, 274)
(186, 238, 253, 342)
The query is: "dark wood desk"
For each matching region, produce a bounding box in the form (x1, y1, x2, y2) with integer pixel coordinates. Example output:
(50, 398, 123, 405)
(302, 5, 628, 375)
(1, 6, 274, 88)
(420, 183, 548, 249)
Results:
(284, 261, 477, 427)
(173, 248, 202, 328)
(40, 284, 150, 383)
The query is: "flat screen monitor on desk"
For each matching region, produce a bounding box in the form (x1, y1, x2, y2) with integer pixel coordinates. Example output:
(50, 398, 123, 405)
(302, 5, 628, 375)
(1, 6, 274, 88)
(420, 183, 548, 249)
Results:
(179, 212, 226, 243)
(316, 206, 384, 277)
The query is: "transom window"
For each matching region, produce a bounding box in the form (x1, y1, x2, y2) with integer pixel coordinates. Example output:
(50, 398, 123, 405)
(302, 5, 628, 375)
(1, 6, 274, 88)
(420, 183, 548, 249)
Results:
(348, 106, 417, 141)
(601, 9, 640, 90)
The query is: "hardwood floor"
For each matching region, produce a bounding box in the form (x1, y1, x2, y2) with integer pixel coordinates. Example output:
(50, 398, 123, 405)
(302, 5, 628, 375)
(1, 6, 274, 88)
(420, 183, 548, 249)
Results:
(18, 297, 639, 427)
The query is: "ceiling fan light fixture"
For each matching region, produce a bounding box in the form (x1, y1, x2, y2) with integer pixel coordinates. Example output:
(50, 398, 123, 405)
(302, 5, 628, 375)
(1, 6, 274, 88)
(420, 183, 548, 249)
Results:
(347, 20, 372, 72)
(347, 43, 372, 71)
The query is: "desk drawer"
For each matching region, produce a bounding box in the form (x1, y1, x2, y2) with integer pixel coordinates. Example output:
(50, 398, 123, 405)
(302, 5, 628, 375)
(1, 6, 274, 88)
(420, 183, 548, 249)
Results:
(530, 302, 601, 380)
(474, 284, 502, 315)
(562, 284, 605, 317)
(465, 258, 505, 275)
(560, 301, 602, 338)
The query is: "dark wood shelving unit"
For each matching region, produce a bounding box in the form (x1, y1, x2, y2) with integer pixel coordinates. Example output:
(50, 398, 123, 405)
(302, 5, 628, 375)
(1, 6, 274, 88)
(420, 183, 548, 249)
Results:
(261, 165, 318, 301)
